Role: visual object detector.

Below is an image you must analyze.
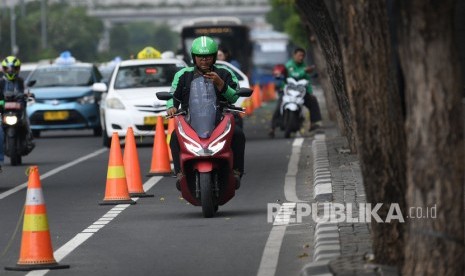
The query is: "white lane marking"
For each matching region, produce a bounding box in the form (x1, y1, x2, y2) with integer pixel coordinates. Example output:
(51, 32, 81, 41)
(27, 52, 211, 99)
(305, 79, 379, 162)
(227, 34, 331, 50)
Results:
(257, 203, 296, 276)
(257, 138, 305, 276)
(0, 148, 108, 200)
(284, 138, 304, 203)
(25, 176, 162, 276)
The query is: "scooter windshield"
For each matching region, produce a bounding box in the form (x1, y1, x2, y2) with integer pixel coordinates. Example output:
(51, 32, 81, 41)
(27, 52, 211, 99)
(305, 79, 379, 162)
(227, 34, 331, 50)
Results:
(188, 76, 217, 138)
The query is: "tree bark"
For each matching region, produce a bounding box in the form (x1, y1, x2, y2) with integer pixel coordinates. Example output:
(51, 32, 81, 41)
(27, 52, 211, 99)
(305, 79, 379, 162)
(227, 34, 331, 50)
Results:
(295, 0, 357, 151)
(336, 0, 407, 266)
(297, 0, 408, 266)
(397, 0, 465, 274)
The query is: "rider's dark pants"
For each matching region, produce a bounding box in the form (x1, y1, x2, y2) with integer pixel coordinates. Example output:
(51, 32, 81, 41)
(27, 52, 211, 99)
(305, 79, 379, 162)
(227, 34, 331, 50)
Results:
(304, 93, 322, 123)
(170, 126, 246, 175)
(270, 92, 322, 129)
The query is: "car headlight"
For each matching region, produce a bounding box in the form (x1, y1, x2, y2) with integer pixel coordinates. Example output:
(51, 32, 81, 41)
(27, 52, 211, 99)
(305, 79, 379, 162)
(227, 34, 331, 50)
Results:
(4, 115, 18, 125)
(77, 95, 95, 104)
(105, 97, 125, 110)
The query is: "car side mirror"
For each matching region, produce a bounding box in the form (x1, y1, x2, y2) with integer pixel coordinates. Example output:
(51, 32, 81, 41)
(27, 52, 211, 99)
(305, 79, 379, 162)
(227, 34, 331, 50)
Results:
(92, 82, 107, 93)
(27, 80, 36, 87)
(156, 92, 172, 101)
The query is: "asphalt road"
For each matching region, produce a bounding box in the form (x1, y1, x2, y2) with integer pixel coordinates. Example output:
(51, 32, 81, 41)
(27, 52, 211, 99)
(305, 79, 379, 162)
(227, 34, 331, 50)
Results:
(0, 102, 317, 276)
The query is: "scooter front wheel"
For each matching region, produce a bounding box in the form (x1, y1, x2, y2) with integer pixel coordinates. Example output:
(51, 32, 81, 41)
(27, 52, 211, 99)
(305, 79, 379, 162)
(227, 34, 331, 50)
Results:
(199, 172, 216, 218)
(7, 135, 21, 166)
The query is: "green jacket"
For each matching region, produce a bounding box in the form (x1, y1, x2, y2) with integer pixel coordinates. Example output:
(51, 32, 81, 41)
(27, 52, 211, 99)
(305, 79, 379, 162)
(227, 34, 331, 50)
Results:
(166, 64, 239, 110)
(285, 59, 313, 94)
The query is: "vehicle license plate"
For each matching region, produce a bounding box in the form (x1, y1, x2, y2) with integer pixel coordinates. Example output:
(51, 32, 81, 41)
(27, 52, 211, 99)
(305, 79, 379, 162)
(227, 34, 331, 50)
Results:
(144, 116, 168, 125)
(4, 102, 21, 109)
(144, 116, 158, 125)
(44, 111, 69, 121)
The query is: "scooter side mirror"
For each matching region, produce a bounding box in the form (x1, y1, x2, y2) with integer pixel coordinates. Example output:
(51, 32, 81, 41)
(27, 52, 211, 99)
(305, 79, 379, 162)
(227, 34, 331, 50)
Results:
(156, 92, 172, 101)
(236, 87, 253, 97)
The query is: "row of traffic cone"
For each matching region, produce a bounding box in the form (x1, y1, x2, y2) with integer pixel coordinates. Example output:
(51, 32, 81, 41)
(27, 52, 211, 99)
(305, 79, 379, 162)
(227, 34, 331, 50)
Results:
(243, 83, 277, 116)
(5, 116, 174, 271)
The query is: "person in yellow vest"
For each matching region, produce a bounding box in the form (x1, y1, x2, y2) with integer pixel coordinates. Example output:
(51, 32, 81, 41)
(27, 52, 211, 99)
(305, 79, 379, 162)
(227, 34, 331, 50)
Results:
(137, 46, 161, 59)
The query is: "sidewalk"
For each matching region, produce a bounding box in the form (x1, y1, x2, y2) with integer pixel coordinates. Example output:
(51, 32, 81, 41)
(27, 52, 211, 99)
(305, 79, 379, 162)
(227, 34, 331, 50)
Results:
(299, 122, 399, 275)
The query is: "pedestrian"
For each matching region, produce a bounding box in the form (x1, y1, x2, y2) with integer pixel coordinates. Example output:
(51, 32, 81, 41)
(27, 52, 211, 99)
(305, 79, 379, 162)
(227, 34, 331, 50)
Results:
(217, 45, 241, 69)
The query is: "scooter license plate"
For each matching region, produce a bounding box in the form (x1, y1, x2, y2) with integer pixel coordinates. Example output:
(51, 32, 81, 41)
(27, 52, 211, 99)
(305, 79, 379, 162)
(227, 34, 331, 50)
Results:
(143, 116, 167, 125)
(44, 111, 69, 121)
(4, 102, 21, 109)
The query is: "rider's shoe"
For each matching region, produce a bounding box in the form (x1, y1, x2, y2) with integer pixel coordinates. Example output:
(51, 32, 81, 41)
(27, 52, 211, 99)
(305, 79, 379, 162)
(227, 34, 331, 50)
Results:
(175, 172, 183, 191)
(268, 129, 275, 138)
(233, 169, 242, 190)
(309, 122, 321, 132)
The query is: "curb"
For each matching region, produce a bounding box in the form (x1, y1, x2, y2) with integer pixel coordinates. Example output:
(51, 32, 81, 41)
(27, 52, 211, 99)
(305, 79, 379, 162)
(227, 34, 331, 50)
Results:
(300, 134, 340, 276)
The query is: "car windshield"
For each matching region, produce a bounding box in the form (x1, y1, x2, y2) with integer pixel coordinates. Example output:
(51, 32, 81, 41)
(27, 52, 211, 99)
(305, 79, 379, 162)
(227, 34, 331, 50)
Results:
(29, 66, 93, 88)
(114, 64, 180, 89)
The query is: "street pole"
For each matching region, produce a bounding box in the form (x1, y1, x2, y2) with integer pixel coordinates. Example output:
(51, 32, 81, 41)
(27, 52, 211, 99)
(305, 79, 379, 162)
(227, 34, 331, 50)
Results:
(10, 4, 17, 55)
(41, 0, 47, 49)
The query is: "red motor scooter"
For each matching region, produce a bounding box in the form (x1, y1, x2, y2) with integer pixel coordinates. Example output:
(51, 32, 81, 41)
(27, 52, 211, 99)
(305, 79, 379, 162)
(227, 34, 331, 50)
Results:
(157, 88, 252, 217)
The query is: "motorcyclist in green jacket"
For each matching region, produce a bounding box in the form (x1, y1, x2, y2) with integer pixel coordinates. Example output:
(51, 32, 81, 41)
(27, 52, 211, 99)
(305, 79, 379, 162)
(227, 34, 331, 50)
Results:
(268, 47, 322, 138)
(285, 48, 322, 129)
(166, 36, 245, 190)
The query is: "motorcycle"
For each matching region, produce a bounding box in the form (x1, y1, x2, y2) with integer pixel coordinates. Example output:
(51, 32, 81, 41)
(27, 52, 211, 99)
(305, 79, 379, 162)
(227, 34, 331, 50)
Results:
(2, 81, 36, 165)
(156, 88, 252, 218)
(279, 77, 308, 138)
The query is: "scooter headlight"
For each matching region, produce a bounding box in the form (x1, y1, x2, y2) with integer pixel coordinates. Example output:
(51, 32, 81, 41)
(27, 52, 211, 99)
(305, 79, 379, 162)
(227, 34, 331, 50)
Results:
(207, 119, 231, 155)
(178, 121, 203, 156)
(4, 115, 18, 125)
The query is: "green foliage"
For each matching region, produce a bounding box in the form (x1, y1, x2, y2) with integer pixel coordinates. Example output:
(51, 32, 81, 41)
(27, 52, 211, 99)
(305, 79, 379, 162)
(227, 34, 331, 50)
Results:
(104, 22, 180, 60)
(266, 0, 309, 49)
(0, 1, 197, 63)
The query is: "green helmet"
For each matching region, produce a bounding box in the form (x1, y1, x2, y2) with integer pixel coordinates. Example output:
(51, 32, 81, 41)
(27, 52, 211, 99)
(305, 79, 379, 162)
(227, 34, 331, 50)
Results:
(191, 36, 218, 56)
(2, 56, 21, 81)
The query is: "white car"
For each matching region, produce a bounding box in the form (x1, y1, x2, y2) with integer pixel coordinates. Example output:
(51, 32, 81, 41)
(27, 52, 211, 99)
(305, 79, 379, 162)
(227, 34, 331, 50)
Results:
(99, 58, 187, 147)
(215, 60, 250, 109)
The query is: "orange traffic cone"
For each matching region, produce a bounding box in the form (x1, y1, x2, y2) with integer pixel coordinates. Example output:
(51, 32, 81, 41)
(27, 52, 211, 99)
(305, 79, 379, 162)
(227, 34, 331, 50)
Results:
(262, 82, 271, 102)
(100, 133, 136, 205)
(244, 98, 254, 116)
(147, 116, 172, 176)
(5, 166, 69, 271)
(166, 118, 175, 162)
(124, 127, 154, 198)
(268, 82, 277, 100)
(252, 84, 262, 110)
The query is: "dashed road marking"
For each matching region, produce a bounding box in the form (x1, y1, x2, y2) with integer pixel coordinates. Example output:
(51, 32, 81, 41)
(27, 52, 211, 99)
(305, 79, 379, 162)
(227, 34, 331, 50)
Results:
(25, 176, 162, 276)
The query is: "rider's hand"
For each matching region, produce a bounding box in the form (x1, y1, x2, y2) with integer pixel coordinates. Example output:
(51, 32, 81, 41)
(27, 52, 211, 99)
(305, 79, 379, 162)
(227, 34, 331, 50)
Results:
(305, 65, 316, 74)
(204, 72, 225, 91)
(167, 107, 178, 117)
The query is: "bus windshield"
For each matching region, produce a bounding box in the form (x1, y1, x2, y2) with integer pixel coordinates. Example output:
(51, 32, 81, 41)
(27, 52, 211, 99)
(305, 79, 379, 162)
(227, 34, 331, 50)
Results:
(180, 17, 253, 77)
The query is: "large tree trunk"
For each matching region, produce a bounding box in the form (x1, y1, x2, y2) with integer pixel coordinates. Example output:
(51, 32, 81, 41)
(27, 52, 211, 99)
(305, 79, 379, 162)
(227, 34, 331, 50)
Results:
(299, 19, 344, 128)
(297, 0, 408, 266)
(397, 0, 465, 275)
(335, 0, 407, 266)
(295, 0, 356, 151)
